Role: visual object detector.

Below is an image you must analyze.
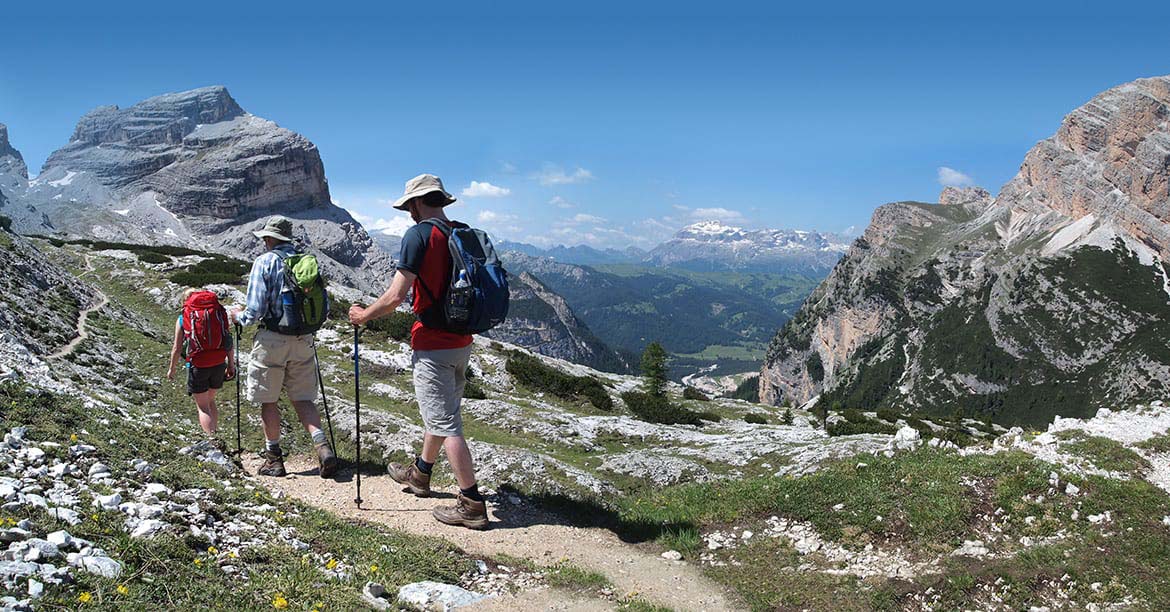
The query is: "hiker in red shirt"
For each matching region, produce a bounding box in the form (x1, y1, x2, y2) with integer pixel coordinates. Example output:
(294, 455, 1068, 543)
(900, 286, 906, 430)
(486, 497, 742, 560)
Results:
(349, 174, 487, 530)
(167, 287, 236, 451)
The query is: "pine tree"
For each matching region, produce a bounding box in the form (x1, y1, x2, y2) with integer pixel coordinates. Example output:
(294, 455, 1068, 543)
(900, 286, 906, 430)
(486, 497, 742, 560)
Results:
(782, 408, 794, 426)
(640, 342, 669, 398)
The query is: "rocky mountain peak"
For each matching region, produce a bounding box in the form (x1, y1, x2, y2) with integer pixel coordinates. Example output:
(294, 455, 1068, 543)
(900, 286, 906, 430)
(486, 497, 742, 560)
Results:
(0, 122, 28, 180)
(938, 185, 992, 211)
(998, 74, 1170, 256)
(65, 85, 244, 147)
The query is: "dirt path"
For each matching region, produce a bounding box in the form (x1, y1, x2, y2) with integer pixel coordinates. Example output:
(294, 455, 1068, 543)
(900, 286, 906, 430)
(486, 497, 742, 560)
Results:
(247, 455, 735, 612)
(49, 254, 109, 360)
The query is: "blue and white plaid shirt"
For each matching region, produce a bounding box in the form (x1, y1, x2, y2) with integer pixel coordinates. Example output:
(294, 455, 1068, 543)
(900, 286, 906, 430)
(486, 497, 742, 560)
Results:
(235, 243, 298, 328)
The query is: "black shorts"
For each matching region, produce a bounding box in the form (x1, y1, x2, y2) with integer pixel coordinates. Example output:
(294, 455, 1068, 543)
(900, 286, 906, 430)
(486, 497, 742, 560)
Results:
(187, 364, 227, 396)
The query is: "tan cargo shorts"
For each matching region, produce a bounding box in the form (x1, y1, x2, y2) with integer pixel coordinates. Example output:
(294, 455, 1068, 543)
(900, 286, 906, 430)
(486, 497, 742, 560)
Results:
(412, 345, 473, 437)
(246, 329, 318, 404)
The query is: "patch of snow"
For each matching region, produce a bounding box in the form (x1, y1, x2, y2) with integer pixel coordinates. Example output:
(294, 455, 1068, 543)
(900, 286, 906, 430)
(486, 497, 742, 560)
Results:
(47, 171, 77, 187)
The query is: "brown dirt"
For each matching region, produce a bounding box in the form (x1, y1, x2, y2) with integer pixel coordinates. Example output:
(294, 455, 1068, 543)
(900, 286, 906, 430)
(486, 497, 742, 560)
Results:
(246, 454, 735, 611)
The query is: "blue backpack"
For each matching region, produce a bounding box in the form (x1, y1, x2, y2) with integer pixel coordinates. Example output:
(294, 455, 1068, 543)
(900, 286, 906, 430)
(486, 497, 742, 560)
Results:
(418, 219, 510, 334)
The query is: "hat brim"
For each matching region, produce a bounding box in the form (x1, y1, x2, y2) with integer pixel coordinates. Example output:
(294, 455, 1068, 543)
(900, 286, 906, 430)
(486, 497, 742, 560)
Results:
(252, 229, 294, 242)
(392, 186, 457, 211)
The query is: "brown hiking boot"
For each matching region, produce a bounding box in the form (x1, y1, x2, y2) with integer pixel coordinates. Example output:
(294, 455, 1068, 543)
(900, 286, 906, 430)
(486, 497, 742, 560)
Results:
(387, 461, 431, 497)
(315, 442, 338, 478)
(258, 448, 286, 477)
(432, 494, 489, 530)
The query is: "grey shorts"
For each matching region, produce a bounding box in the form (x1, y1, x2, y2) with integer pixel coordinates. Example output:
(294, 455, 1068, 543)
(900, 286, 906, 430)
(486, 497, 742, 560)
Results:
(412, 345, 473, 437)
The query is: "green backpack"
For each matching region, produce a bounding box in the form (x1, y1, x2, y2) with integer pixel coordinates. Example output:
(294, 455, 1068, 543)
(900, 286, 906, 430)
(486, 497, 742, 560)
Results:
(266, 252, 329, 335)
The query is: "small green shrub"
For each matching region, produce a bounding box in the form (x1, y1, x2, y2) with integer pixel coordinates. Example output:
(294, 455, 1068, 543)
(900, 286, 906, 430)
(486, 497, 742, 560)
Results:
(781, 408, 793, 425)
(731, 376, 759, 401)
(744, 413, 768, 425)
(328, 295, 354, 321)
(506, 351, 613, 410)
(137, 251, 171, 264)
(0, 215, 12, 232)
(683, 386, 710, 401)
(621, 391, 702, 426)
(365, 310, 416, 342)
(843, 408, 870, 424)
(170, 272, 244, 287)
(876, 408, 901, 423)
(826, 417, 896, 437)
(696, 410, 722, 423)
(463, 380, 487, 400)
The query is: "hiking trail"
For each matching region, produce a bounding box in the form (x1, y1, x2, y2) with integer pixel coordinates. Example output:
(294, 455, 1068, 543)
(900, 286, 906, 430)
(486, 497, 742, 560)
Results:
(49, 253, 109, 360)
(247, 455, 735, 611)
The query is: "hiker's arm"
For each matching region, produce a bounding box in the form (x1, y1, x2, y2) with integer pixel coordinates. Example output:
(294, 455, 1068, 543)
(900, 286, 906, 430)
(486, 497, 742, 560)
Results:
(349, 270, 415, 325)
(231, 255, 274, 327)
(166, 319, 182, 380)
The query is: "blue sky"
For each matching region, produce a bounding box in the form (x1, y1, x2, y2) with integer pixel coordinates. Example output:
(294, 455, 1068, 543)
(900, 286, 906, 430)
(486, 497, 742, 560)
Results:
(3, 2, 1170, 248)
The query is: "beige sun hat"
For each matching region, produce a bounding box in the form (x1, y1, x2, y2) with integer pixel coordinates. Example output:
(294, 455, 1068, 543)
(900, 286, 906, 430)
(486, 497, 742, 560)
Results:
(252, 215, 295, 242)
(392, 173, 457, 211)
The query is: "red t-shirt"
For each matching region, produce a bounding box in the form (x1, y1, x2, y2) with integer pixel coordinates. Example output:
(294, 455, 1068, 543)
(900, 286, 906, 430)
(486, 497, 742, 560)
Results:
(396, 220, 474, 351)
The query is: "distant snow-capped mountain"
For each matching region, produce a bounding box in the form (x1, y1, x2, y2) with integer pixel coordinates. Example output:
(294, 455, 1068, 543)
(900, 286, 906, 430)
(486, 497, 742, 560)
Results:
(646, 221, 850, 274)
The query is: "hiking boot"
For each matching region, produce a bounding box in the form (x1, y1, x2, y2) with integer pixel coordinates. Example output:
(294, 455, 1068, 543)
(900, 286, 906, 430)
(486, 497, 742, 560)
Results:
(315, 442, 338, 478)
(387, 461, 431, 497)
(258, 448, 286, 477)
(432, 494, 489, 530)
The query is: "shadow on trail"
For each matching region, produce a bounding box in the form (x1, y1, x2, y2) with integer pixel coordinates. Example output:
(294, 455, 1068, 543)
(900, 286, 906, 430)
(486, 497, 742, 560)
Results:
(488, 485, 696, 543)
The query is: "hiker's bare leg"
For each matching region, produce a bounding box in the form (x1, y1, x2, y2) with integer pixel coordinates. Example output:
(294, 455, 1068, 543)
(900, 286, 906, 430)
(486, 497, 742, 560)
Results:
(193, 390, 218, 435)
(260, 402, 282, 441)
(443, 435, 477, 490)
(291, 400, 323, 436)
(421, 432, 444, 464)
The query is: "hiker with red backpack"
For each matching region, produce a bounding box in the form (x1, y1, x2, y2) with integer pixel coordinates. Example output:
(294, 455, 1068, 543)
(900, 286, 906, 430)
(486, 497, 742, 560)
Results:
(227, 215, 338, 479)
(167, 288, 236, 447)
(349, 174, 509, 530)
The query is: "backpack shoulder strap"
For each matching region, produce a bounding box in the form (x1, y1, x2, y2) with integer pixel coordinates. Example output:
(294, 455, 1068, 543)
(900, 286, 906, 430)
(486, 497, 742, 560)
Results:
(419, 218, 452, 237)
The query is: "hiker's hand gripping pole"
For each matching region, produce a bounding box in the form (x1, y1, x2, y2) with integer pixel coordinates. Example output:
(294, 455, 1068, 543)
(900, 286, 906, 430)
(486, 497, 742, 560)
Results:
(353, 325, 363, 508)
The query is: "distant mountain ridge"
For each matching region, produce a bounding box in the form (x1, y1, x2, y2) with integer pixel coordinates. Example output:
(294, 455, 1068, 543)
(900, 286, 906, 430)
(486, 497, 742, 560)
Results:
(494, 221, 849, 275)
(760, 75, 1170, 426)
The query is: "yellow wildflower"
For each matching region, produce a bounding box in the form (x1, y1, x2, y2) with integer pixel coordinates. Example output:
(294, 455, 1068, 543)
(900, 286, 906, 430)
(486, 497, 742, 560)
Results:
(229, 551, 239, 559)
(193, 558, 203, 566)
(272, 593, 289, 609)
(207, 546, 218, 555)
(116, 585, 130, 596)
(325, 558, 338, 570)
(78, 592, 93, 603)
(70, 434, 79, 442)
(369, 564, 379, 573)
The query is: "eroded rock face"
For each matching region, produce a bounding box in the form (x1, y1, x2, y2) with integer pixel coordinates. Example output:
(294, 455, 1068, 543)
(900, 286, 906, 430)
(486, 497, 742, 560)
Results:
(761, 76, 1170, 425)
(999, 76, 1170, 257)
(483, 272, 628, 373)
(0, 123, 27, 180)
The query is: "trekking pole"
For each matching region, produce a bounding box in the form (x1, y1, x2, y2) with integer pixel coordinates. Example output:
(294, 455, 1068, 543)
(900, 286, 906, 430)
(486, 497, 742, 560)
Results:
(312, 344, 338, 452)
(234, 323, 242, 456)
(353, 324, 363, 508)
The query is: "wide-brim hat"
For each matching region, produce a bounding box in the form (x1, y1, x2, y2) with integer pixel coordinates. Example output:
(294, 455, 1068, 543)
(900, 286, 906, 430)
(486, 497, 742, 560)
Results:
(252, 215, 295, 242)
(392, 173, 457, 211)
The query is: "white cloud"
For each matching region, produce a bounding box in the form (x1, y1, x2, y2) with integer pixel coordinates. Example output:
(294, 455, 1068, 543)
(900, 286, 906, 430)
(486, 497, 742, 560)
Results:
(937, 166, 974, 187)
(477, 209, 519, 223)
(549, 196, 574, 209)
(570, 213, 606, 224)
(535, 165, 593, 186)
(688, 207, 746, 224)
(348, 209, 414, 236)
(461, 181, 511, 198)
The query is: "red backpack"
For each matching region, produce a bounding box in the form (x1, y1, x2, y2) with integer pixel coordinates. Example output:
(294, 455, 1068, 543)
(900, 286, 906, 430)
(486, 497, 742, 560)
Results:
(181, 291, 229, 368)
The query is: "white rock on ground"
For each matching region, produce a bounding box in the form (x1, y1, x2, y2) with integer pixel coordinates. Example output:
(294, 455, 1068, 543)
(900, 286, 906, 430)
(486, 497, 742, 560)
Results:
(396, 581, 490, 611)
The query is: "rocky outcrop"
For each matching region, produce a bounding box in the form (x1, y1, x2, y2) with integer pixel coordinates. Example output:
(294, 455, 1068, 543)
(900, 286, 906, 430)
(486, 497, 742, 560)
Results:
(11, 86, 390, 291)
(761, 75, 1170, 426)
(0, 123, 27, 181)
(645, 221, 849, 274)
(998, 76, 1170, 257)
(484, 272, 629, 373)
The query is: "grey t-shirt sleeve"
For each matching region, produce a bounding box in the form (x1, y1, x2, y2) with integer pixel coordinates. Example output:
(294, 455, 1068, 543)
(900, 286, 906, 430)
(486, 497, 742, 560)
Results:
(397, 224, 428, 274)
